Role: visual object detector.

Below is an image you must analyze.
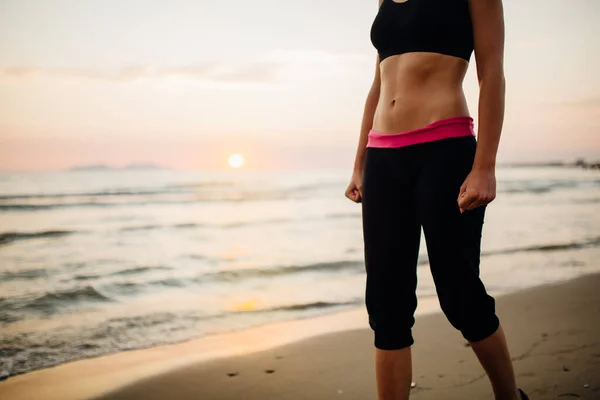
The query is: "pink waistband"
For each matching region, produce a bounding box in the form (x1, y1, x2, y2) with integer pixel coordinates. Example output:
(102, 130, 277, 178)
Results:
(367, 116, 475, 148)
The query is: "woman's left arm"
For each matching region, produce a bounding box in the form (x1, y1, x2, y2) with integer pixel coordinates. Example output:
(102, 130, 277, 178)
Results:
(458, 0, 506, 213)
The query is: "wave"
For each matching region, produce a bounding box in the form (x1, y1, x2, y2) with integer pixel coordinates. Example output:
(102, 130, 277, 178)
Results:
(103, 311, 181, 330)
(71, 261, 366, 292)
(172, 222, 199, 229)
(571, 198, 600, 204)
(28, 286, 114, 310)
(0, 295, 361, 378)
(2, 236, 596, 322)
(204, 236, 600, 282)
(265, 299, 361, 312)
(0, 189, 171, 201)
(288, 182, 342, 193)
(233, 299, 362, 314)
(0, 268, 48, 281)
(119, 219, 291, 231)
(0, 182, 240, 201)
(122, 214, 359, 232)
(53, 262, 364, 298)
(204, 260, 364, 282)
(499, 179, 600, 195)
(100, 278, 188, 295)
(483, 236, 600, 256)
(71, 234, 600, 290)
(3, 177, 595, 202)
(412, 237, 600, 267)
(0, 182, 346, 211)
(0, 180, 316, 201)
(411, 237, 600, 266)
(0, 201, 175, 211)
(0, 286, 114, 322)
(119, 224, 162, 232)
(120, 222, 217, 231)
(166, 181, 238, 189)
(325, 212, 361, 220)
(219, 218, 285, 228)
(110, 266, 171, 276)
(0, 230, 76, 245)
(74, 265, 172, 281)
(0, 196, 271, 211)
(3, 174, 598, 212)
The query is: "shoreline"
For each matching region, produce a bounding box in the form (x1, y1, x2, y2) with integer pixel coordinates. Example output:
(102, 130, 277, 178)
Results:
(2, 274, 599, 400)
(0, 298, 444, 400)
(0, 292, 446, 382)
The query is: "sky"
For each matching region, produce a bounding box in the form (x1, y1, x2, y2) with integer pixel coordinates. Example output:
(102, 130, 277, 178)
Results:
(0, 0, 598, 171)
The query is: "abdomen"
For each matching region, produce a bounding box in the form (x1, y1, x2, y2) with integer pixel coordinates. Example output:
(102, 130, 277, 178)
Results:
(373, 52, 470, 134)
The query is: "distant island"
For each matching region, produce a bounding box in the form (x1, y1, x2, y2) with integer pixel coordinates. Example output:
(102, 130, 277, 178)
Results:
(68, 163, 169, 171)
(499, 158, 600, 170)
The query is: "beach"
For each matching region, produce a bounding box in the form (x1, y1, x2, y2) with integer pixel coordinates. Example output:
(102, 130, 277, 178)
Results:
(2, 167, 599, 379)
(1, 0, 599, 398)
(1, 167, 599, 399)
(2, 273, 599, 400)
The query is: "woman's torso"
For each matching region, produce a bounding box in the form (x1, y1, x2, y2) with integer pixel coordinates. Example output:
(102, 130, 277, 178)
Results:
(370, 0, 473, 134)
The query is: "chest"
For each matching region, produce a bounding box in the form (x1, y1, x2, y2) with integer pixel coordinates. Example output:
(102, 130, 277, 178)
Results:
(372, 0, 468, 37)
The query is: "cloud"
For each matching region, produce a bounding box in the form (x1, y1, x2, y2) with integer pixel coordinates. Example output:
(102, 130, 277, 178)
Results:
(205, 62, 282, 83)
(538, 97, 600, 124)
(514, 38, 551, 50)
(2, 67, 42, 79)
(0, 62, 282, 84)
(265, 49, 372, 79)
(0, 50, 371, 86)
(557, 97, 600, 108)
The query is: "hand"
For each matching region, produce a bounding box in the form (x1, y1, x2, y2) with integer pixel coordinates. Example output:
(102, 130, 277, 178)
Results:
(345, 171, 363, 203)
(457, 167, 496, 213)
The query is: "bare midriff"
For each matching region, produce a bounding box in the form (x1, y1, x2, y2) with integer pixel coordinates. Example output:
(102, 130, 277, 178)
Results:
(372, 52, 471, 134)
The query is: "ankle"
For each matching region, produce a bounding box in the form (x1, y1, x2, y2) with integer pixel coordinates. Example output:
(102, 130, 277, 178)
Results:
(517, 388, 529, 400)
(492, 387, 520, 400)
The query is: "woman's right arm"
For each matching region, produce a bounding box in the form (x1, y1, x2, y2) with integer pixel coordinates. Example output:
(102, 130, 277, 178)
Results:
(353, 54, 381, 173)
(345, 54, 382, 203)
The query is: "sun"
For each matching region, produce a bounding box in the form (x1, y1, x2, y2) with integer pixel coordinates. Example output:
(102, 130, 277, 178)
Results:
(228, 154, 244, 169)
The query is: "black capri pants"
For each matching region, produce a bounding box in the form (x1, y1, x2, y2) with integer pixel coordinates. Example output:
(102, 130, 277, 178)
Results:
(361, 135, 500, 350)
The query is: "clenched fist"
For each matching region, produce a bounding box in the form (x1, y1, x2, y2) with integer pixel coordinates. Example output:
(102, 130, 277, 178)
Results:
(345, 171, 363, 203)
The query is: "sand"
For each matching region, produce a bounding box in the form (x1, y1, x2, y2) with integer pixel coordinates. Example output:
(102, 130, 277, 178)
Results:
(1, 274, 599, 400)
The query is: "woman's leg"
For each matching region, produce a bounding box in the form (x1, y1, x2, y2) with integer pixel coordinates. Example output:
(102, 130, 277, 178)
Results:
(470, 325, 522, 400)
(415, 137, 520, 400)
(375, 347, 412, 400)
(361, 147, 422, 400)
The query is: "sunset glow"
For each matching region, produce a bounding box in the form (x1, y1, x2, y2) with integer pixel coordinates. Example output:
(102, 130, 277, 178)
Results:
(0, 1, 598, 171)
(228, 154, 244, 169)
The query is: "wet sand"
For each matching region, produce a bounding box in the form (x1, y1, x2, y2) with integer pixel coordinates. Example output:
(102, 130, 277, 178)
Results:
(2, 274, 599, 400)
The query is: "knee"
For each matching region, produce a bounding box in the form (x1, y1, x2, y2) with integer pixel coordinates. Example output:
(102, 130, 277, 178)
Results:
(365, 277, 418, 350)
(369, 314, 415, 350)
(366, 294, 416, 350)
(439, 294, 500, 342)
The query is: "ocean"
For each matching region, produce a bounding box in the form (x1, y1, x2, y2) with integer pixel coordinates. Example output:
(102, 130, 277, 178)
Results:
(1, 166, 599, 379)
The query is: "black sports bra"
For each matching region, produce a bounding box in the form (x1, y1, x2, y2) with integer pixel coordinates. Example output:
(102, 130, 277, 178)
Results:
(370, 0, 474, 62)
